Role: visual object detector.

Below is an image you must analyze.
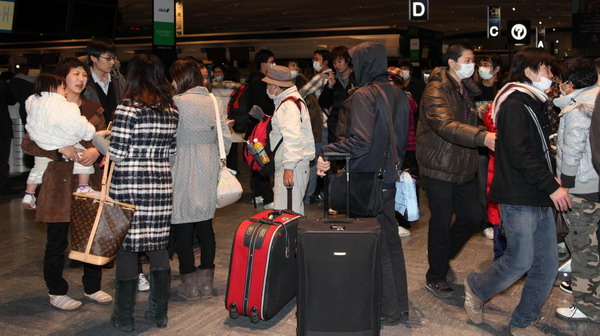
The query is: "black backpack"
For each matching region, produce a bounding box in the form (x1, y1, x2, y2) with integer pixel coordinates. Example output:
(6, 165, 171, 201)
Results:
(227, 84, 251, 133)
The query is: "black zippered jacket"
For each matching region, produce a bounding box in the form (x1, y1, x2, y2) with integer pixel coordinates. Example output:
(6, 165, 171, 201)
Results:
(489, 90, 559, 206)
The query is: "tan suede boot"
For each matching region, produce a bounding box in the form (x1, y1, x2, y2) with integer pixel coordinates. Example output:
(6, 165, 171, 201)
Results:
(177, 270, 200, 300)
(198, 268, 214, 299)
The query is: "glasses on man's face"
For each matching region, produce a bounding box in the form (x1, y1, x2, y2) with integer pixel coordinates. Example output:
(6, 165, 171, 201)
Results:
(98, 55, 117, 62)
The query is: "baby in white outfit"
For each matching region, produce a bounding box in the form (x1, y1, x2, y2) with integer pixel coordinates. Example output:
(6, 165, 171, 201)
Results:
(22, 73, 96, 209)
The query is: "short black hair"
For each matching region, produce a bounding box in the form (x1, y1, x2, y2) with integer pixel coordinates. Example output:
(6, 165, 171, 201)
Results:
(560, 57, 598, 89)
(507, 48, 555, 84)
(34, 73, 64, 96)
(331, 46, 350, 64)
(446, 42, 474, 63)
(255, 49, 274, 69)
(314, 49, 332, 66)
(87, 38, 117, 59)
(477, 55, 502, 69)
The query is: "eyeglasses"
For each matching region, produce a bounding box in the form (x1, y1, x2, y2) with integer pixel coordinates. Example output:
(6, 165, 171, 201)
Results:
(98, 55, 117, 62)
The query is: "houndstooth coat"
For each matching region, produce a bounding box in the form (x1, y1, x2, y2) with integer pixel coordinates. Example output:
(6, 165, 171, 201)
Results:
(109, 99, 179, 252)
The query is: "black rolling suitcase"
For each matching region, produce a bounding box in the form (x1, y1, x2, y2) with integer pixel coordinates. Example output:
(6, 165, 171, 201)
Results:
(297, 152, 381, 336)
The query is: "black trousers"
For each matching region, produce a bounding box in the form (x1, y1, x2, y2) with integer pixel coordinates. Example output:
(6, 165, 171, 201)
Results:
(423, 176, 482, 283)
(116, 249, 170, 280)
(174, 219, 215, 274)
(0, 138, 10, 194)
(44, 222, 102, 295)
(250, 170, 273, 204)
(379, 188, 409, 317)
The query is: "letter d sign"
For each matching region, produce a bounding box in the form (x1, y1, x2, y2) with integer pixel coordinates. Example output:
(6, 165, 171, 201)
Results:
(409, 0, 429, 22)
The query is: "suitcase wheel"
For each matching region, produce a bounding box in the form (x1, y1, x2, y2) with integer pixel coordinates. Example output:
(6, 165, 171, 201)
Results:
(250, 306, 259, 324)
(228, 302, 239, 319)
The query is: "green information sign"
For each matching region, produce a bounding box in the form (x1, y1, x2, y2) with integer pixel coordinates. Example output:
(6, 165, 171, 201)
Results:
(154, 21, 174, 46)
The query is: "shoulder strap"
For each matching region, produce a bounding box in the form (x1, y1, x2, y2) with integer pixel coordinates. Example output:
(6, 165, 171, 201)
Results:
(523, 104, 553, 172)
(210, 93, 227, 164)
(371, 83, 400, 169)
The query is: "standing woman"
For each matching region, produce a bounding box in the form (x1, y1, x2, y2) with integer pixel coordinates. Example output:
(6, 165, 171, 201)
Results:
(95, 54, 178, 332)
(169, 59, 231, 300)
(20, 57, 112, 310)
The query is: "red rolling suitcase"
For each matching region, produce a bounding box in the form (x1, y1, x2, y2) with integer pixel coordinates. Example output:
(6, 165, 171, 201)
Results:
(225, 189, 302, 323)
(297, 152, 382, 336)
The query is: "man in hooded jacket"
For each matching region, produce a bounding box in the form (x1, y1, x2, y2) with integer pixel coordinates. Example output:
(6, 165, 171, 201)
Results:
(317, 41, 410, 323)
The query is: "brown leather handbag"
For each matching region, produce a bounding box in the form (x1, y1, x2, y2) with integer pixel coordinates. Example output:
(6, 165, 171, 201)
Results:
(69, 152, 135, 265)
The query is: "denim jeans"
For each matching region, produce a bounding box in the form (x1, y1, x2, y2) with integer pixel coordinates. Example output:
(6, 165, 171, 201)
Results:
(467, 204, 558, 328)
(304, 126, 328, 203)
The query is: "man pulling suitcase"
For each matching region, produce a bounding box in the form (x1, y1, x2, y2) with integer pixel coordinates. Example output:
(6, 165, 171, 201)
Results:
(316, 41, 411, 327)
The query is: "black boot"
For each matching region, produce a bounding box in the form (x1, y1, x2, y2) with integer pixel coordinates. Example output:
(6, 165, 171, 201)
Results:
(111, 278, 138, 332)
(144, 268, 171, 328)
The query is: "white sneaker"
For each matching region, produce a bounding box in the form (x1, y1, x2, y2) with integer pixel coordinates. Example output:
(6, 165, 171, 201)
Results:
(398, 226, 411, 237)
(263, 202, 274, 210)
(75, 185, 95, 193)
(138, 273, 150, 291)
(556, 305, 590, 321)
(22, 194, 36, 210)
(328, 208, 338, 215)
(483, 227, 494, 240)
(84, 290, 113, 305)
(49, 294, 82, 311)
(254, 196, 264, 204)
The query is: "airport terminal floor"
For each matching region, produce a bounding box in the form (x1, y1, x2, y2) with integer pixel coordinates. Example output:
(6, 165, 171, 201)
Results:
(0, 161, 597, 336)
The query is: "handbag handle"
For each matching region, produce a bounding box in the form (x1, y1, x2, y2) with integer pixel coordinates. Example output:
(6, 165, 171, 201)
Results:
(209, 93, 227, 166)
(99, 150, 113, 202)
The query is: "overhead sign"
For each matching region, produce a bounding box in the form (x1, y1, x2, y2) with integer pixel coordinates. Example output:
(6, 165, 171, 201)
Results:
(487, 6, 501, 39)
(153, 0, 175, 48)
(507, 20, 531, 45)
(409, 0, 429, 22)
(0, 0, 14, 33)
(536, 27, 546, 49)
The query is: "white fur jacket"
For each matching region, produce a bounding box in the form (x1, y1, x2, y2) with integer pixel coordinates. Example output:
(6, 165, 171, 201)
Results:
(25, 92, 96, 150)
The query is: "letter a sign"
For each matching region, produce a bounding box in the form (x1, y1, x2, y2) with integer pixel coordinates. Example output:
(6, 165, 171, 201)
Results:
(409, 0, 429, 22)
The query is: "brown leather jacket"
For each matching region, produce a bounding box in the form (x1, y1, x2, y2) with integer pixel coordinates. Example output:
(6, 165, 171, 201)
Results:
(416, 67, 487, 182)
(21, 99, 105, 223)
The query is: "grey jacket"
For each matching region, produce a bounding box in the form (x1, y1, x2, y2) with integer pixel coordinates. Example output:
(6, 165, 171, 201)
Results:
(556, 85, 600, 195)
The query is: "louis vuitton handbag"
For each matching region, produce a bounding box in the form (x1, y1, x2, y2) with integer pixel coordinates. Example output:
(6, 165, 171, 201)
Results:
(69, 152, 135, 266)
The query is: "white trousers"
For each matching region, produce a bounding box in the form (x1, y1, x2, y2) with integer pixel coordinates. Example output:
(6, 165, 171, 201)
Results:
(27, 143, 94, 184)
(273, 160, 310, 215)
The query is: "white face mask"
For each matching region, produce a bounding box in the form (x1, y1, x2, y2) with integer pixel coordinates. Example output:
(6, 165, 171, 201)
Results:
(401, 70, 411, 80)
(214, 75, 224, 82)
(266, 88, 277, 100)
(531, 75, 553, 92)
(455, 62, 475, 79)
(270, 62, 277, 68)
(478, 68, 494, 80)
(290, 70, 299, 79)
(313, 61, 323, 72)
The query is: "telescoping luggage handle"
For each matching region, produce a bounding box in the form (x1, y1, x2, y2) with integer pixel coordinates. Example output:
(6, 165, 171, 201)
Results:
(322, 152, 351, 220)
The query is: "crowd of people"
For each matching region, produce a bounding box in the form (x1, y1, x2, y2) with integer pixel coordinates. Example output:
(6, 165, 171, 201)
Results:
(1, 36, 599, 335)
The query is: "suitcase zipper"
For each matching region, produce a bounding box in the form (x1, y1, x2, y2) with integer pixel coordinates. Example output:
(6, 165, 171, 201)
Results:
(243, 223, 264, 316)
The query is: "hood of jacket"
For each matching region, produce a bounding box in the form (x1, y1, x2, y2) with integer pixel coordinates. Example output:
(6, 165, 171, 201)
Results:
(557, 86, 600, 118)
(348, 42, 388, 86)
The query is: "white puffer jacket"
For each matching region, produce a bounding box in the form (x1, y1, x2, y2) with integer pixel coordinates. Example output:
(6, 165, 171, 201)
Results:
(556, 85, 600, 195)
(25, 92, 96, 150)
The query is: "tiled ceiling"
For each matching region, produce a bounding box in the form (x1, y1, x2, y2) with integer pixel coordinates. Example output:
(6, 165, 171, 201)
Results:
(119, 0, 572, 36)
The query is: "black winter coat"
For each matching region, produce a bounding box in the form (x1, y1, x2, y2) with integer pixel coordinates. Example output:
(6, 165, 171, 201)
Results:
(321, 42, 410, 187)
(490, 91, 559, 207)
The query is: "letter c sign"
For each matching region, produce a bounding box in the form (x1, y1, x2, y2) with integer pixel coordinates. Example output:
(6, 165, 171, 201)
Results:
(409, 0, 429, 22)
